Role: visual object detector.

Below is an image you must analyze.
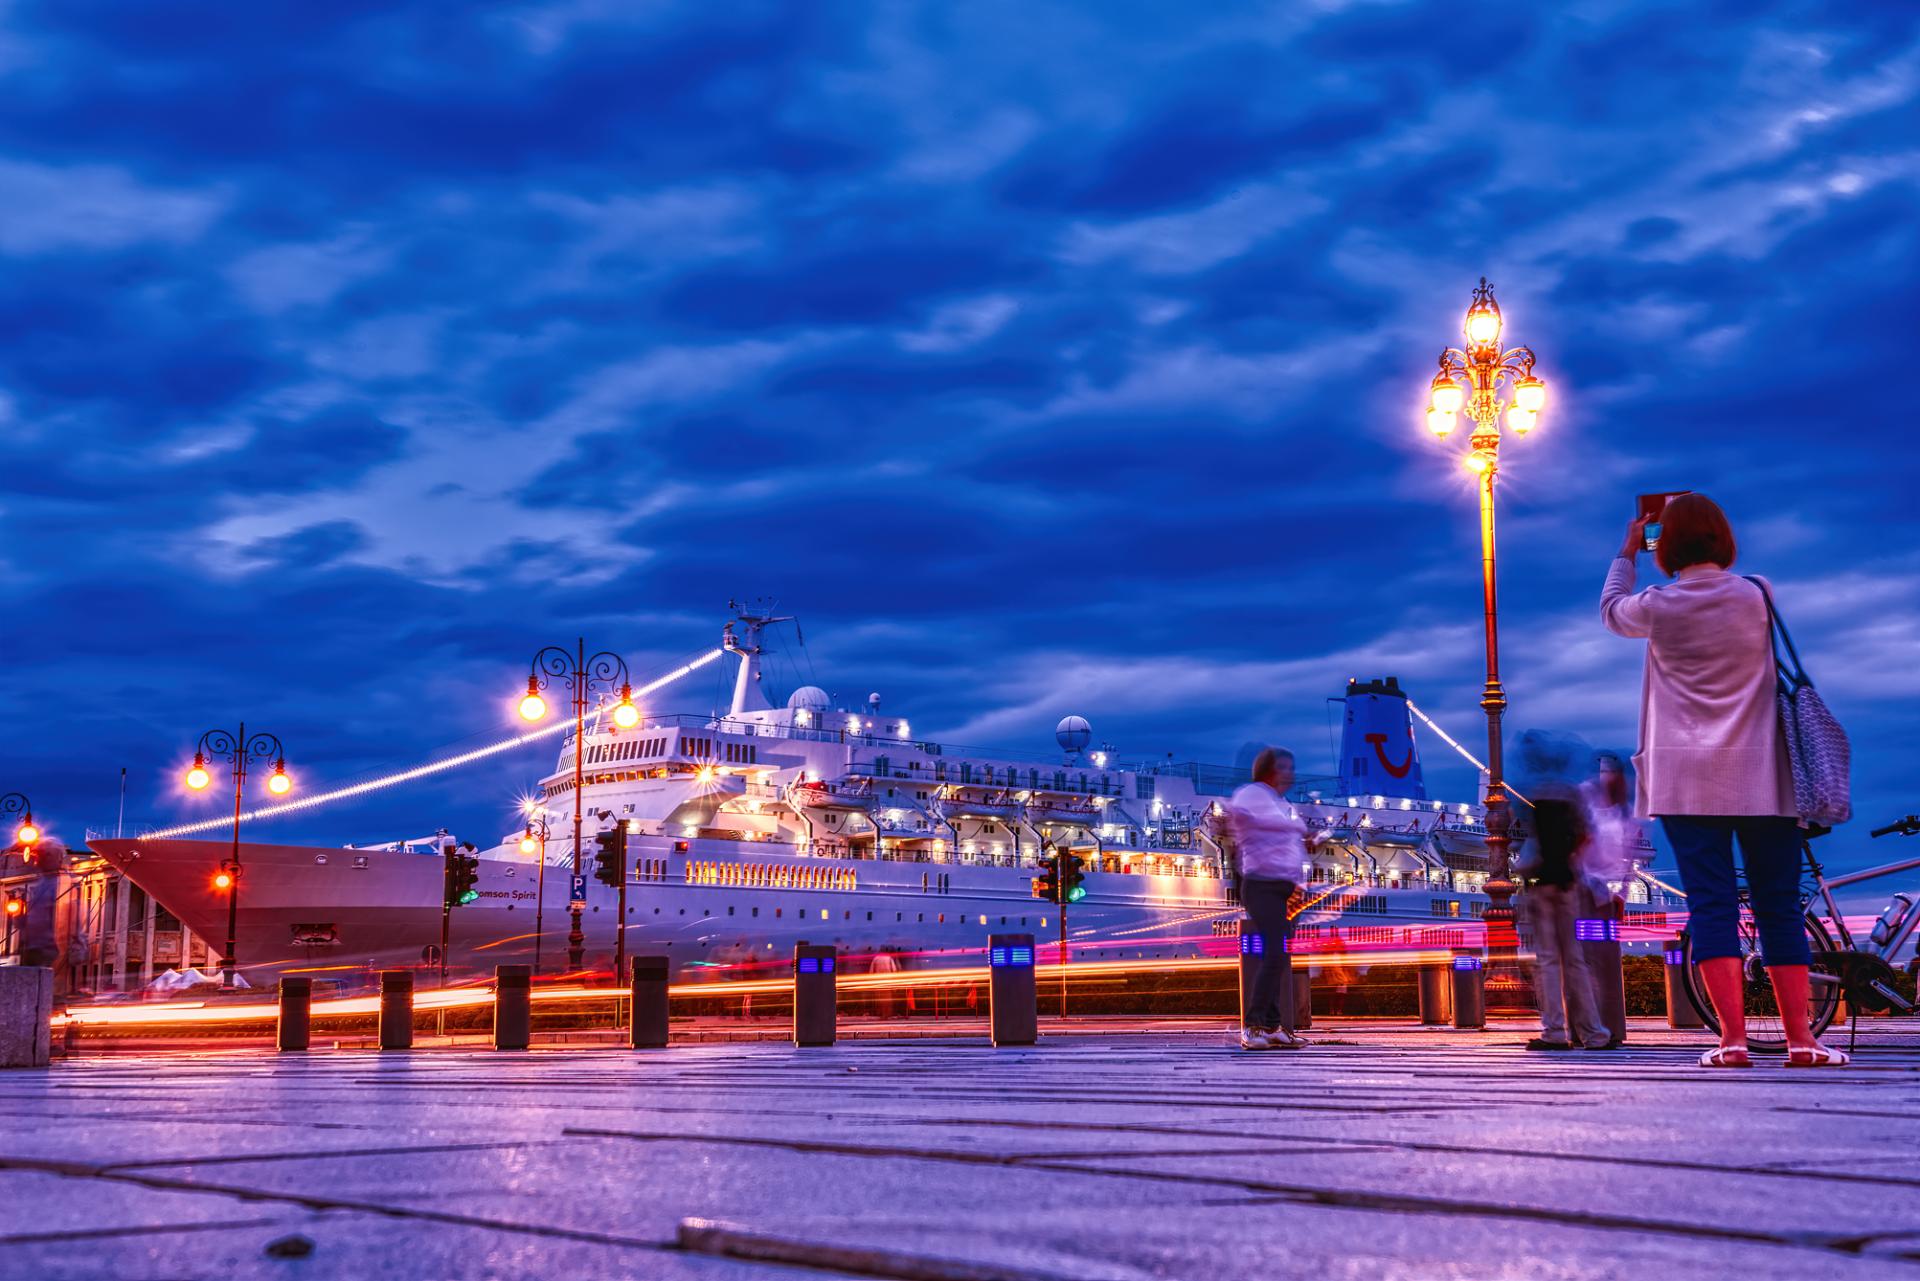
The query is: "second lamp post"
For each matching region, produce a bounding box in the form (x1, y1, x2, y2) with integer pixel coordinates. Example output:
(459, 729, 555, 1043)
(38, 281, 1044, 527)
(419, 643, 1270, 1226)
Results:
(1424, 277, 1549, 1003)
(184, 725, 292, 986)
(517, 640, 640, 973)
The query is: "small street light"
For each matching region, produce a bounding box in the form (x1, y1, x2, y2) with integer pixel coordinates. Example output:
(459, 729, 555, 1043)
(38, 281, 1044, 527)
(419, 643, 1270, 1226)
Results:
(3, 793, 39, 851)
(1422, 277, 1550, 1002)
(516, 641, 637, 974)
(182, 725, 292, 986)
(521, 806, 552, 975)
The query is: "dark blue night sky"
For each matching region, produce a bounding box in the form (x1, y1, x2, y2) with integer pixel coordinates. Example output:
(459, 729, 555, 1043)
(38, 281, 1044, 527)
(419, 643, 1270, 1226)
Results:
(4, 3, 1917, 876)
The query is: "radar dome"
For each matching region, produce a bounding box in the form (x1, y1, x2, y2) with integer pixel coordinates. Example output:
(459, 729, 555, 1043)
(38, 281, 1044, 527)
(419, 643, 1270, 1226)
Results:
(1055, 715, 1093, 754)
(787, 686, 830, 713)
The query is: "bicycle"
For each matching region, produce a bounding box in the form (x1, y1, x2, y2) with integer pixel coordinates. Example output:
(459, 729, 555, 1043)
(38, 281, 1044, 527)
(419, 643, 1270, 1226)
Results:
(1678, 815, 1920, 1052)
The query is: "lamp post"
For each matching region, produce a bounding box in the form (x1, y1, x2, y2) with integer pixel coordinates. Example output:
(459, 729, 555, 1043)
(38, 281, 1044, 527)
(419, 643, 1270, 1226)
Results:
(183, 725, 292, 986)
(1424, 278, 1548, 1003)
(2, 793, 40, 853)
(516, 641, 639, 973)
(519, 808, 552, 975)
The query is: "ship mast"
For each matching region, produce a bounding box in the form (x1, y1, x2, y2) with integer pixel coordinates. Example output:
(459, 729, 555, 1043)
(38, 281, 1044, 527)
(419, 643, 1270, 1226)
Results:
(722, 599, 793, 717)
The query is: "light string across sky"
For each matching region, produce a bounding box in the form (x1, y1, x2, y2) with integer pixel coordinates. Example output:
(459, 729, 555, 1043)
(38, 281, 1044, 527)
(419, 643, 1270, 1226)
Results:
(140, 649, 725, 840)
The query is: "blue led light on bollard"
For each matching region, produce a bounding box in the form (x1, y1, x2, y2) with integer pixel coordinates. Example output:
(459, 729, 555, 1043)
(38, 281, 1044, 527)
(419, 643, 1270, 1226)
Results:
(1239, 932, 1264, 956)
(797, 956, 834, 975)
(1575, 919, 1620, 942)
(1452, 955, 1483, 971)
(1663, 947, 1686, 965)
(988, 932, 1037, 1046)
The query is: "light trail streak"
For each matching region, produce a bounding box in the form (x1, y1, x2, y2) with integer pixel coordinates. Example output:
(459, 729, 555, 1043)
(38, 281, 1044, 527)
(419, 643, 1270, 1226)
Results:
(1405, 698, 1530, 806)
(139, 649, 724, 839)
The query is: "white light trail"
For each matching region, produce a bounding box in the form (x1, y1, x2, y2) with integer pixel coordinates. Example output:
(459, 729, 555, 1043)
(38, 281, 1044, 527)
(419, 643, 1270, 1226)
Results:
(139, 649, 725, 840)
(1405, 698, 1530, 807)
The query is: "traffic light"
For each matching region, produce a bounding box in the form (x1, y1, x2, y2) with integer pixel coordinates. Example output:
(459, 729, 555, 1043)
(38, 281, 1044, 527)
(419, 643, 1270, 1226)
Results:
(1062, 854, 1087, 903)
(444, 842, 480, 907)
(1031, 861, 1058, 901)
(593, 823, 628, 887)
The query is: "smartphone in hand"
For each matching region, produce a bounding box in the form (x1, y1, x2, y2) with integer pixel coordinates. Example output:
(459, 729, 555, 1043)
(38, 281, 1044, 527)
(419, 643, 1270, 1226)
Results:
(1637, 491, 1690, 552)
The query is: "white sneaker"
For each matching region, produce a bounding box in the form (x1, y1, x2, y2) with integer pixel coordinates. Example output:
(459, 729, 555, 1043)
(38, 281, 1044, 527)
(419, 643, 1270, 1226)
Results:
(1239, 1028, 1280, 1051)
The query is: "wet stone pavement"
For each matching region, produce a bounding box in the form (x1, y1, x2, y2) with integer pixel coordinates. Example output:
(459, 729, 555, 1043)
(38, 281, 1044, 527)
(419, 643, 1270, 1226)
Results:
(3, 1020, 1919, 1280)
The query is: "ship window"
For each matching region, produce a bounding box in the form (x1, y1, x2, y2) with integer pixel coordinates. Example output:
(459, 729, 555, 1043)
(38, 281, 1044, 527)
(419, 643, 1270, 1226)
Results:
(752, 907, 759, 917)
(897, 913, 902, 921)
(728, 906, 734, 915)
(821, 910, 829, 920)
(938, 913, 945, 923)
(917, 913, 923, 922)
(776, 909, 782, 918)
(866, 912, 873, 920)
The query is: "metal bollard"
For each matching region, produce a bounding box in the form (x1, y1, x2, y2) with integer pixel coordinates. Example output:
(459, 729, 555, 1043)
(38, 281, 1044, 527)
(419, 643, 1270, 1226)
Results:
(1450, 951, 1486, 1029)
(1663, 937, 1705, 1029)
(379, 970, 413, 1050)
(277, 976, 312, 1052)
(494, 964, 532, 1050)
(988, 933, 1037, 1047)
(793, 945, 836, 1047)
(629, 956, 670, 1050)
(1578, 910, 1626, 1044)
(1417, 962, 1451, 1025)
(1293, 952, 1313, 1030)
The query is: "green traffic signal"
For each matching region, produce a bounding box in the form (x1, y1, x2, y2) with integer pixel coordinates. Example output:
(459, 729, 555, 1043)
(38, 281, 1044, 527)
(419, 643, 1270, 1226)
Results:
(1065, 884, 1086, 903)
(457, 888, 480, 905)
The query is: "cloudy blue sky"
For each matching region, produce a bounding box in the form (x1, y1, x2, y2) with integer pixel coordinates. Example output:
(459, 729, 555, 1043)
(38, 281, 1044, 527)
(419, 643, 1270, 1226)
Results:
(4, 1, 1917, 874)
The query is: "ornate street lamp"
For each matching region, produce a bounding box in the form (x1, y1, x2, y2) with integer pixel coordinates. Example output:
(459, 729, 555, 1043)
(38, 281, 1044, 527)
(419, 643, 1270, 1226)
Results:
(516, 641, 637, 973)
(183, 725, 292, 986)
(519, 805, 552, 975)
(1424, 278, 1549, 1003)
(2, 793, 39, 852)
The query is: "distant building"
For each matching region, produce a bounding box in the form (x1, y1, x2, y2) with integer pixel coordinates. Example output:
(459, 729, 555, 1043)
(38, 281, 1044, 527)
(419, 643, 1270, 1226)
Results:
(1, 847, 218, 997)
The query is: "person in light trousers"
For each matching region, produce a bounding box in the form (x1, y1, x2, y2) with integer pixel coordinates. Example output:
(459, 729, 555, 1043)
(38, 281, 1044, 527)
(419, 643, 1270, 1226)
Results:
(1601, 493, 1845, 1067)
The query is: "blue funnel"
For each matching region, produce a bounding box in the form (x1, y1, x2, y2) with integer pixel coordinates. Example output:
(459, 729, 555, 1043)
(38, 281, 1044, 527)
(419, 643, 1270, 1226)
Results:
(1337, 677, 1427, 801)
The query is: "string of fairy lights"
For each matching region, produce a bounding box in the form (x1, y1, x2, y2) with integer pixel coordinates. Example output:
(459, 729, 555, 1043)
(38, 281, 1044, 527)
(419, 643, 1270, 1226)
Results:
(140, 649, 725, 840)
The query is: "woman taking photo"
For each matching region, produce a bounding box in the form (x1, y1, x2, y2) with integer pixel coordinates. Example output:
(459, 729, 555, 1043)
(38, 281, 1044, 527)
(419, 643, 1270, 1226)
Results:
(1600, 493, 1846, 1067)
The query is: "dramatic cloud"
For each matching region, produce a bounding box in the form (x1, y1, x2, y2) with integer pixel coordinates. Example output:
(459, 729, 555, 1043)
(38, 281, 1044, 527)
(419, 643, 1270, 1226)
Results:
(3, 2, 1917, 878)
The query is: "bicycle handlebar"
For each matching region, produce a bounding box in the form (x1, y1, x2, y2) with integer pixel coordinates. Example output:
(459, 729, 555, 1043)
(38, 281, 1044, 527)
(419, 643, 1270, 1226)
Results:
(1870, 815, 1920, 838)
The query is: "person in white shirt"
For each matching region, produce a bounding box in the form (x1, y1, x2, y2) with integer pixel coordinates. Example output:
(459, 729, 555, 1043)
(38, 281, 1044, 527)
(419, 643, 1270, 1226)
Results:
(1224, 747, 1319, 1050)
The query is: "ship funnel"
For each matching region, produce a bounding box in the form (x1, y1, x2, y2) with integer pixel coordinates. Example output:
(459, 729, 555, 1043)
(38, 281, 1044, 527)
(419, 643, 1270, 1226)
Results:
(1336, 677, 1427, 801)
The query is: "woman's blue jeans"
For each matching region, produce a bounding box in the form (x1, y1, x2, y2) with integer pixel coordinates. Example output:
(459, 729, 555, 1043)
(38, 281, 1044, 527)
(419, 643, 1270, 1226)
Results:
(1660, 816, 1811, 966)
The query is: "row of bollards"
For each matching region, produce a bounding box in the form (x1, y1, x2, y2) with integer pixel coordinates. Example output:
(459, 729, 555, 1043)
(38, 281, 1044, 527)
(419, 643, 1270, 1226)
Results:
(272, 936, 1043, 1053)
(268, 929, 1714, 1054)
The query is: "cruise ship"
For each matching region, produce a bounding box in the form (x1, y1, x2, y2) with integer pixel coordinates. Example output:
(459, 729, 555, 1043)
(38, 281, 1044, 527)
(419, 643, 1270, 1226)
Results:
(90, 608, 1659, 988)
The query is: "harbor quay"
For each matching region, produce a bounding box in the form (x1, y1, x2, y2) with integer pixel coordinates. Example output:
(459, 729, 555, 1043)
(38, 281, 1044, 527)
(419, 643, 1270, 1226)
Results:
(2, 1019, 1918, 1280)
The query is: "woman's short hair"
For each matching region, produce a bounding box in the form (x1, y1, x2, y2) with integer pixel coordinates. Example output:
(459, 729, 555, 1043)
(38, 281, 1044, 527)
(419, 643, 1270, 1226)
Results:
(1655, 493, 1737, 577)
(1251, 747, 1294, 780)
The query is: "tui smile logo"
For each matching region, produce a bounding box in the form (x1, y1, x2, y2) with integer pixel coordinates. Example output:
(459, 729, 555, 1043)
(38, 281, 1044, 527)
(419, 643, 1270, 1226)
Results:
(1365, 732, 1414, 779)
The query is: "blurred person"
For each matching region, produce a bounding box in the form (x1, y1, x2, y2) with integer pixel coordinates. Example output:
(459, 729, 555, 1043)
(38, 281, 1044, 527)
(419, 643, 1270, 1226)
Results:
(1578, 753, 1638, 1046)
(1224, 747, 1320, 1050)
(19, 840, 64, 970)
(1602, 494, 1843, 1067)
(1514, 733, 1612, 1052)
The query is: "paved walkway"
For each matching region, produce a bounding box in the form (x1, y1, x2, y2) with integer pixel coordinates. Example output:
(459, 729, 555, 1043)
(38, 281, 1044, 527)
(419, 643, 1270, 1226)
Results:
(4, 1020, 1919, 1279)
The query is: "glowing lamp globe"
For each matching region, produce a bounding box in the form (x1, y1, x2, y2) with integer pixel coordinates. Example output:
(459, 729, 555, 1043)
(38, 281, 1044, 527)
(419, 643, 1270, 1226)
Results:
(612, 697, 640, 730)
(1514, 376, 1546, 413)
(15, 821, 39, 846)
(1426, 407, 1457, 437)
(519, 835, 537, 855)
(3, 898, 20, 917)
(1506, 405, 1536, 434)
(213, 870, 234, 891)
(267, 768, 292, 796)
(518, 692, 547, 722)
(185, 761, 212, 791)
(1464, 450, 1492, 475)
(696, 765, 716, 784)
(1428, 375, 1464, 416)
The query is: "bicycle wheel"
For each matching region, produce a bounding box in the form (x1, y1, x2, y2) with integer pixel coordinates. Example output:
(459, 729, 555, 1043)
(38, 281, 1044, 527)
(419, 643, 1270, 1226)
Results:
(1681, 906, 1841, 1052)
